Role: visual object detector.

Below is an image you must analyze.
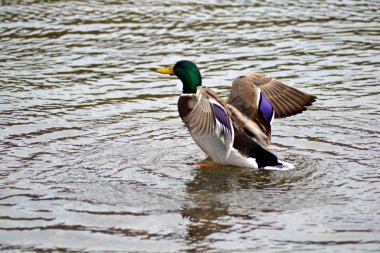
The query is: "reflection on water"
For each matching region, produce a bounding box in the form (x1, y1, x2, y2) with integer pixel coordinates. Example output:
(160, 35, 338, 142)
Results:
(1, 0, 380, 252)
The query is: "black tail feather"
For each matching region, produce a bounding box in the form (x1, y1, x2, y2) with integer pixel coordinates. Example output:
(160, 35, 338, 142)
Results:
(250, 145, 281, 168)
(232, 131, 283, 168)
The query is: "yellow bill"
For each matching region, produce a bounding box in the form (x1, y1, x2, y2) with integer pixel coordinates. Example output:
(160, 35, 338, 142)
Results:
(156, 65, 175, 75)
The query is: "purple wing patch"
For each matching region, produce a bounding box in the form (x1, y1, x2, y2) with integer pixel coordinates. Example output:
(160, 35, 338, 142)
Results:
(212, 102, 232, 132)
(258, 92, 274, 124)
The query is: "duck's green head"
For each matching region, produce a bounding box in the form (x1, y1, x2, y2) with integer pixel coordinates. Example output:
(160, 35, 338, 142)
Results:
(156, 60, 202, 94)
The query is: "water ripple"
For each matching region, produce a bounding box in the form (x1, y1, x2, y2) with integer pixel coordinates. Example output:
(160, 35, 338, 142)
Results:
(1, 0, 380, 252)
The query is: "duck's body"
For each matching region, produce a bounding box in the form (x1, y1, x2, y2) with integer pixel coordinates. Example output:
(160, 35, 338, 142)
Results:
(157, 60, 316, 169)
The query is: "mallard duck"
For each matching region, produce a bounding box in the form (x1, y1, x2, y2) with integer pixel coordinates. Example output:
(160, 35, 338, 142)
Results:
(156, 60, 316, 170)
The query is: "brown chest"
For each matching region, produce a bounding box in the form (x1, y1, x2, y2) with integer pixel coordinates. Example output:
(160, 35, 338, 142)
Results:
(177, 95, 197, 120)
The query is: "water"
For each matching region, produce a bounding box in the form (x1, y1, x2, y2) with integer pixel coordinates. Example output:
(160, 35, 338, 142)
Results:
(1, 0, 380, 252)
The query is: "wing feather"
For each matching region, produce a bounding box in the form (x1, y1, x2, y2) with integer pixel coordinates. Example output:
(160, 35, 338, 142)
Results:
(183, 87, 234, 158)
(228, 73, 316, 119)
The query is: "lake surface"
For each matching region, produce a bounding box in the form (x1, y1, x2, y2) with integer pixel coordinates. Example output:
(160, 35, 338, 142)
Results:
(1, 0, 380, 252)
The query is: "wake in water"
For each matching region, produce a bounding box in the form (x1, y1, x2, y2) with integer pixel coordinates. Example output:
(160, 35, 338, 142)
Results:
(263, 160, 295, 171)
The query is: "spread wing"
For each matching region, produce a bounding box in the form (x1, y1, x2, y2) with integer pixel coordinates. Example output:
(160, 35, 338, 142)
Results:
(228, 73, 316, 119)
(183, 87, 234, 158)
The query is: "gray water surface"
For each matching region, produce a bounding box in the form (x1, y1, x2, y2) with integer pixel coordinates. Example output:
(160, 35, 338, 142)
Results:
(1, 0, 380, 252)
